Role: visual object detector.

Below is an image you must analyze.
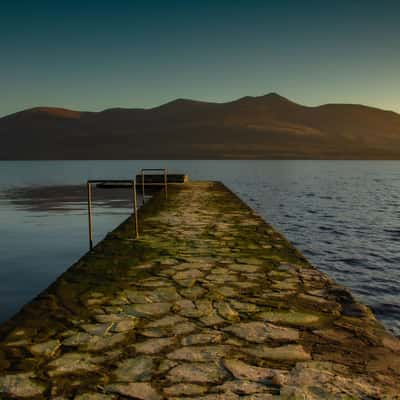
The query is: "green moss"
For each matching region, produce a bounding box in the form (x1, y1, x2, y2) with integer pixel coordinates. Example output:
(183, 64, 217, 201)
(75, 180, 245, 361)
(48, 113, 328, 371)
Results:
(0, 181, 395, 398)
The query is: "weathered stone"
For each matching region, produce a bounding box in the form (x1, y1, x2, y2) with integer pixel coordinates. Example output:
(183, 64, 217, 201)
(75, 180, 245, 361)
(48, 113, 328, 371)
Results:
(161, 268, 179, 277)
(179, 285, 207, 300)
(63, 332, 92, 347)
(104, 306, 123, 314)
(240, 394, 273, 400)
(212, 267, 230, 274)
(47, 352, 100, 377)
(167, 363, 228, 383)
(206, 273, 239, 283)
(172, 322, 199, 335)
(93, 349, 122, 363)
(174, 299, 199, 316)
(216, 302, 240, 322)
(109, 295, 130, 306)
(124, 287, 181, 304)
(229, 300, 259, 313)
(271, 280, 298, 291)
(268, 271, 290, 281)
(167, 345, 229, 362)
(158, 258, 179, 266)
(85, 332, 127, 351)
(151, 287, 182, 302)
(113, 356, 154, 382)
(81, 323, 113, 336)
(260, 291, 295, 301)
(313, 328, 352, 343)
(84, 297, 108, 307)
(4, 339, 30, 347)
(94, 313, 138, 324)
(112, 318, 137, 332)
(124, 289, 153, 304)
(134, 337, 175, 354)
(224, 322, 299, 343)
(29, 339, 61, 357)
(173, 269, 204, 281)
(174, 262, 212, 272)
(140, 278, 173, 287)
(135, 262, 156, 270)
(187, 392, 240, 400)
(164, 383, 208, 396)
(224, 337, 244, 346)
(0, 373, 46, 397)
(139, 327, 168, 338)
(181, 330, 224, 346)
(6, 329, 28, 340)
(74, 393, 116, 400)
(200, 310, 226, 326)
(106, 382, 161, 400)
(243, 344, 311, 361)
(217, 380, 273, 395)
(366, 347, 400, 374)
(231, 281, 260, 289)
(158, 359, 178, 373)
(124, 303, 171, 318)
(279, 361, 381, 399)
(223, 359, 282, 383)
(382, 334, 400, 352)
(195, 299, 214, 316)
(299, 292, 335, 305)
(277, 263, 298, 273)
(229, 264, 261, 273)
(215, 286, 238, 297)
(256, 310, 321, 326)
(142, 320, 198, 337)
(235, 258, 264, 266)
(175, 278, 197, 288)
(145, 315, 187, 328)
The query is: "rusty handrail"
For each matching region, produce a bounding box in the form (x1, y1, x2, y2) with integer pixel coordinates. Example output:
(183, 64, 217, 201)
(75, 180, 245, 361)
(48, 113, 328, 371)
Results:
(140, 168, 168, 205)
(86, 179, 138, 250)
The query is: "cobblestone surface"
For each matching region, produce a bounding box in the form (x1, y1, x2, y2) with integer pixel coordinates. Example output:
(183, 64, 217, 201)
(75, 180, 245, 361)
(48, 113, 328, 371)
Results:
(0, 182, 399, 399)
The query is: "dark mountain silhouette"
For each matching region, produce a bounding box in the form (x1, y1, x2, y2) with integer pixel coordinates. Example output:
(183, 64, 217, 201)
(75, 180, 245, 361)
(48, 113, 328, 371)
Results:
(1, 93, 400, 159)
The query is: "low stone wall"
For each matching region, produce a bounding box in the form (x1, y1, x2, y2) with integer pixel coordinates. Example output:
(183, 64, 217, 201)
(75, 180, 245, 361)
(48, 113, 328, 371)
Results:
(0, 182, 399, 399)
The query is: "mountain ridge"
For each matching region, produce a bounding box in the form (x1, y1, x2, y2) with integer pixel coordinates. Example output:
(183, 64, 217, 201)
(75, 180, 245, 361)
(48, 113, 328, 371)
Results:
(1, 93, 400, 159)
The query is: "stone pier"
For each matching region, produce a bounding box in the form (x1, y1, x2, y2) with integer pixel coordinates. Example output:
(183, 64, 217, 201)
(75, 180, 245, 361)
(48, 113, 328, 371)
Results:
(0, 182, 399, 399)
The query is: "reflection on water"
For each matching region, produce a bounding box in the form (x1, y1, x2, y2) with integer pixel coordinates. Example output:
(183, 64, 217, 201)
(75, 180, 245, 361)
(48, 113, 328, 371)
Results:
(2, 185, 136, 212)
(0, 183, 143, 326)
(0, 160, 399, 336)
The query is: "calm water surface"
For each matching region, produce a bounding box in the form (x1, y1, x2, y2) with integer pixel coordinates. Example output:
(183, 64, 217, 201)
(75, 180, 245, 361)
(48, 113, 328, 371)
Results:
(0, 161, 399, 335)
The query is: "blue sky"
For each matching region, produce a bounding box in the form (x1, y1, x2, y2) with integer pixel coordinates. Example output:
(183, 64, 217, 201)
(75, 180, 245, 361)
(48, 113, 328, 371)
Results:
(1, 0, 399, 116)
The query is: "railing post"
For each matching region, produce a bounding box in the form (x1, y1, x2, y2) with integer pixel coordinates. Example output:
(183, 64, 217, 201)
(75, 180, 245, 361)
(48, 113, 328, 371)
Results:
(87, 182, 94, 250)
(133, 178, 139, 239)
(141, 170, 145, 205)
(164, 168, 168, 200)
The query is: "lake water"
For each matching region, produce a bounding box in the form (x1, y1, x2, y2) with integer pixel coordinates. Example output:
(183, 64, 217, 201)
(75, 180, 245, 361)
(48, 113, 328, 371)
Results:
(0, 161, 399, 336)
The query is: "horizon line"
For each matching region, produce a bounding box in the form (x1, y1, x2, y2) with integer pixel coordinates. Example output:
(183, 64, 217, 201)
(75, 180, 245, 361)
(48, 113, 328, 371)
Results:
(2, 92, 400, 118)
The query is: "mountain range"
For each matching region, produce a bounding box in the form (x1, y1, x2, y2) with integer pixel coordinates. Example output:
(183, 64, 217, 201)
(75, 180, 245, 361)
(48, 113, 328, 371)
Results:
(1, 93, 400, 159)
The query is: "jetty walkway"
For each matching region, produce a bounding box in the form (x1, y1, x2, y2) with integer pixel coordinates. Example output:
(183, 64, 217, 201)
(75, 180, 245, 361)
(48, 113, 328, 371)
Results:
(0, 182, 399, 399)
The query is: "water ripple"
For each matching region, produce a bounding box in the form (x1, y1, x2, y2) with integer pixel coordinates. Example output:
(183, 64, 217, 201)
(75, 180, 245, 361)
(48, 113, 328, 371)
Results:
(0, 160, 399, 336)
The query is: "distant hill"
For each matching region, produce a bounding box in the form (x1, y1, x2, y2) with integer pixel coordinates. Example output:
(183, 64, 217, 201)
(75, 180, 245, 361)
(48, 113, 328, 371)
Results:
(1, 93, 400, 159)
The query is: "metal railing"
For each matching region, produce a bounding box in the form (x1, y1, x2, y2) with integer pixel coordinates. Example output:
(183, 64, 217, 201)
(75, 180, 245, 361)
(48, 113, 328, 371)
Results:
(86, 179, 138, 250)
(86, 169, 170, 250)
(140, 168, 168, 205)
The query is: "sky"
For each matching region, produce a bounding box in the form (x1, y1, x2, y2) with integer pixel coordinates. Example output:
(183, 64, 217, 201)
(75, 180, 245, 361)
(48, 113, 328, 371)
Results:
(1, 0, 399, 117)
